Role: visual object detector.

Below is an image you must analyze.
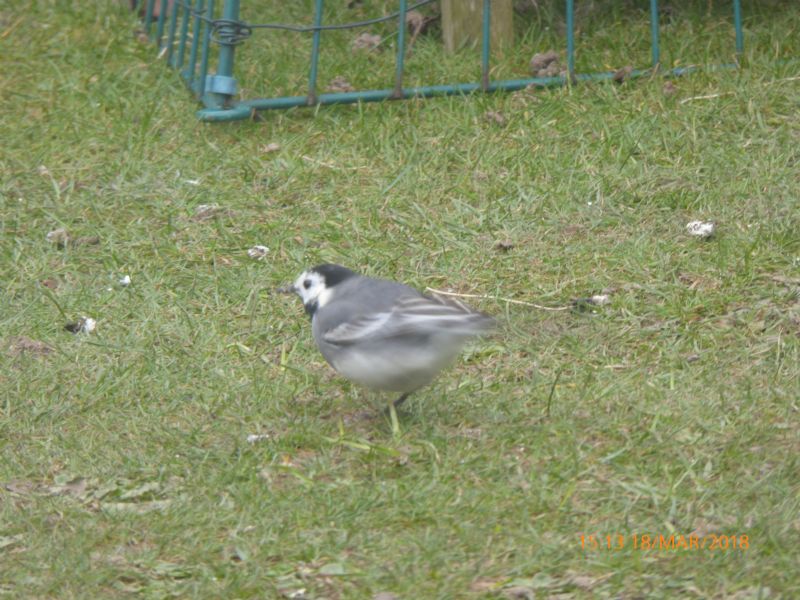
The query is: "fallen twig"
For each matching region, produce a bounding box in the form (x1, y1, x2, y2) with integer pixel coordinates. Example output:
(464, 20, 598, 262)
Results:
(425, 287, 572, 311)
(1, 16, 24, 39)
(301, 155, 367, 171)
(680, 91, 734, 104)
(765, 75, 800, 85)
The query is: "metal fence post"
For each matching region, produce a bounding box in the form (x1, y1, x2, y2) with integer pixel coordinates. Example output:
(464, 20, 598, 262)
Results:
(144, 0, 156, 35)
(198, 0, 215, 98)
(481, 0, 491, 91)
(155, 0, 168, 46)
(184, 0, 205, 90)
(566, 0, 575, 80)
(174, 0, 192, 69)
(205, 0, 240, 108)
(166, 0, 181, 64)
(650, 0, 660, 68)
(393, 0, 408, 98)
(307, 0, 324, 105)
(733, 0, 744, 56)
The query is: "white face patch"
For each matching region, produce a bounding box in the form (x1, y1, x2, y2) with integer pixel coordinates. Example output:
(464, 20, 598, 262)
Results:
(293, 270, 327, 306)
(317, 286, 334, 308)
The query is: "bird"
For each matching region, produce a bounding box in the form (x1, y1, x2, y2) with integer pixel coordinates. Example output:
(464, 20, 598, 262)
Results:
(279, 264, 495, 409)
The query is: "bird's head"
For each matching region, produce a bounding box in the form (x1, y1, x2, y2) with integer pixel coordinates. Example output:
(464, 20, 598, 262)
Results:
(279, 264, 357, 316)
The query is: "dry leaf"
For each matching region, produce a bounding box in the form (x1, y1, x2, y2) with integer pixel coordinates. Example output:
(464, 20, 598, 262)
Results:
(530, 50, 560, 73)
(261, 142, 281, 153)
(192, 204, 221, 221)
(470, 577, 504, 592)
(3, 480, 39, 495)
(0, 535, 25, 551)
(72, 235, 100, 247)
(352, 32, 381, 52)
(8, 336, 52, 357)
(485, 110, 506, 126)
(328, 76, 355, 93)
(49, 476, 88, 498)
(612, 65, 634, 83)
(102, 500, 171, 514)
(119, 481, 161, 501)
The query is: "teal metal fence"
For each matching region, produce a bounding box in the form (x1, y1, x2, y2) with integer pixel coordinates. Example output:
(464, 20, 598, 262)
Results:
(132, 0, 746, 122)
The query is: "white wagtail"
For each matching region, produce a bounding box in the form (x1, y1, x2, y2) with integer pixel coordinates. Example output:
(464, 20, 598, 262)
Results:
(279, 264, 495, 408)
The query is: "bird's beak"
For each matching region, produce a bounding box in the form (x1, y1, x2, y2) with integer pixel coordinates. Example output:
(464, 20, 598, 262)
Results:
(276, 284, 295, 294)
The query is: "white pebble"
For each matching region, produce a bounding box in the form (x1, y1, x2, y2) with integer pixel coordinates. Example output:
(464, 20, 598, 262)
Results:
(119, 275, 131, 286)
(246, 433, 270, 444)
(247, 245, 269, 260)
(686, 220, 715, 238)
(46, 228, 69, 243)
(80, 317, 96, 333)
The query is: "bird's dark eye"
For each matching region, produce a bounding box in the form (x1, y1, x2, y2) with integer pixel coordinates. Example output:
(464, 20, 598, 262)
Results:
(303, 279, 312, 289)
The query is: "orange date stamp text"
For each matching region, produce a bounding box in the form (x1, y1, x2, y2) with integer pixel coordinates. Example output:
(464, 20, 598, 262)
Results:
(580, 533, 750, 551)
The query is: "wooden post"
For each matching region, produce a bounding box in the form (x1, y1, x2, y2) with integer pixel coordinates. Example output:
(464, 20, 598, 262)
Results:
(441, 0, 514, 53)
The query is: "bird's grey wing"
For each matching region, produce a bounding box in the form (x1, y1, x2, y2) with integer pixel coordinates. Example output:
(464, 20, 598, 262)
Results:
(322, 311, 394, 345)
(387, 294, 495, 335)
(322, 294, 494, 345)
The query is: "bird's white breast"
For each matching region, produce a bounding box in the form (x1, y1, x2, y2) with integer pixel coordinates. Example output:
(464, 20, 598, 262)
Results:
(317, 286, 334, 308)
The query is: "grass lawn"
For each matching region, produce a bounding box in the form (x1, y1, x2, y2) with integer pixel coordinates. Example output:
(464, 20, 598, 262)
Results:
(1, 1, 799, 598)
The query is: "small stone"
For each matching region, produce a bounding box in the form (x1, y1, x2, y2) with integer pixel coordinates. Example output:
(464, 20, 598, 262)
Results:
(195, 203, 218, 215)
(686, 220, 715, 238)
(247, 245, 269, 260)
(663, 80, 677, 96)
(119, 275, 131, 286)
(192, 204, 222, 221)
(589, 294, 610, 306)
(65, 316, 96, 334)
(572, 294, 611, 311)
(46, 228, 70, 247)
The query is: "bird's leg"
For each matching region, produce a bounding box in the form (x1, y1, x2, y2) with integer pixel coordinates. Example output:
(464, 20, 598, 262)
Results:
(393, 393, 411, 408)
(384, 393, 411, 436)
